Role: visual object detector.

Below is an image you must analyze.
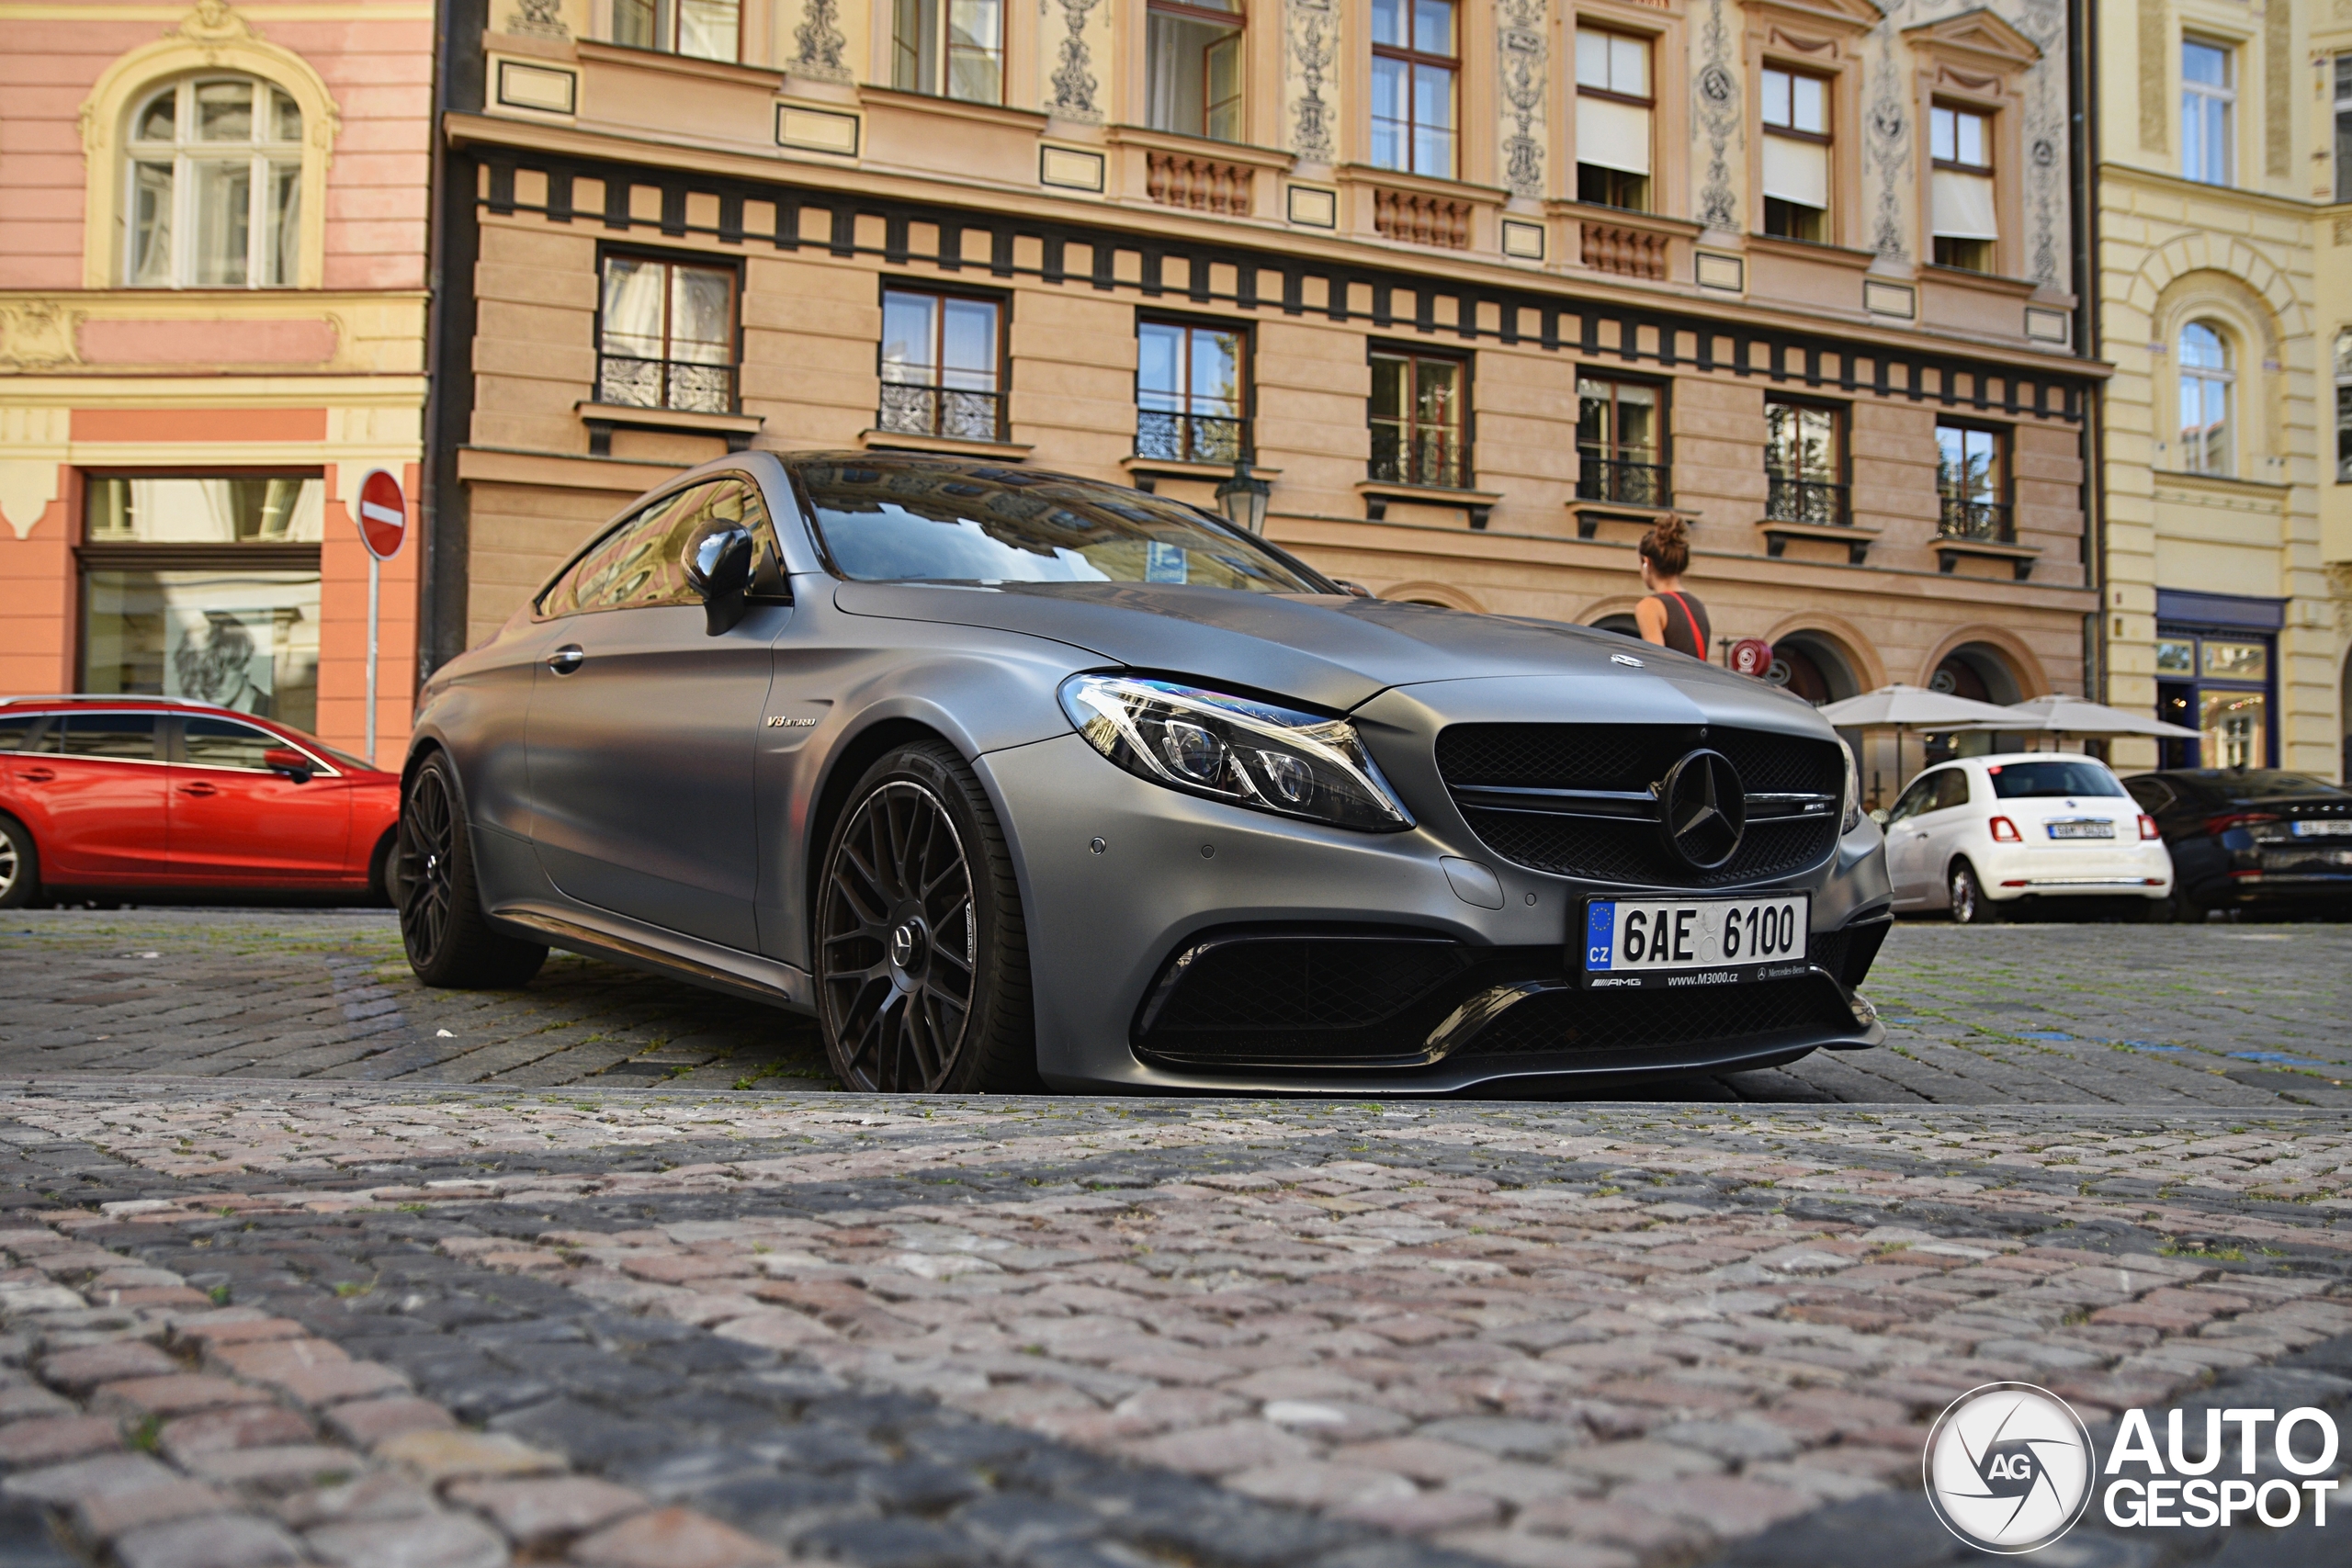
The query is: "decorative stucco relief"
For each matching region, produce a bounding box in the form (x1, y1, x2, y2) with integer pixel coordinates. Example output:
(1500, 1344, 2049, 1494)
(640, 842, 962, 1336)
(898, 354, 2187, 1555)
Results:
(1867, 29, 1907, 259)
(503, 0, 568, 40)
(1497, 0, 1546, 201)
(791, 0, 850, 81)
(1286, 0, 1337, 163)
(1696, 0, 1739, 232)
(1047, 0, 1105, 121)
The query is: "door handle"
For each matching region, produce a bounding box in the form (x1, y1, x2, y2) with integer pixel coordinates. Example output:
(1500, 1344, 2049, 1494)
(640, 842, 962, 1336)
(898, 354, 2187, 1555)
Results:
(548, 645, 585, 675)
(19, 767, 54, 783)
(179, 783, 219, 798)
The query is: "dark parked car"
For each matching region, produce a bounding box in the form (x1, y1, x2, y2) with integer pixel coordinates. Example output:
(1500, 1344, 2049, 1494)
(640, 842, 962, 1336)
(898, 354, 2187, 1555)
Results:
(396, 452, 1893, 1095)
(0, 695, 398, 908)
(2122, 770, 2352, 919)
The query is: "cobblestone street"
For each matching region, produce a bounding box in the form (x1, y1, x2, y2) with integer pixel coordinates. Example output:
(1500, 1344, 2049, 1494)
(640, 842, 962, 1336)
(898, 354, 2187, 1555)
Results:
(0, 913, 2346, 1567)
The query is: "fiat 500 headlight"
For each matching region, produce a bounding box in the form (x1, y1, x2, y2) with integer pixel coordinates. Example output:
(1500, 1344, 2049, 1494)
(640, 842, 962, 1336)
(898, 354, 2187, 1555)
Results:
(1058, 673, 1414, 832)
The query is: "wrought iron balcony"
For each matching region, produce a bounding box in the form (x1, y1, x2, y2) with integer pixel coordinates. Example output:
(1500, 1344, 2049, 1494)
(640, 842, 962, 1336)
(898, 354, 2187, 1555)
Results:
(1765, 473, 1849, 526)
(1938, 497, 2014, 543)
(1370, 429, 1465, 491)
(595, 355, 734, 416)
(1576, 456, 1670, 509)
(878, 382, 1002, 442)
(1136, 411, 1247, 466)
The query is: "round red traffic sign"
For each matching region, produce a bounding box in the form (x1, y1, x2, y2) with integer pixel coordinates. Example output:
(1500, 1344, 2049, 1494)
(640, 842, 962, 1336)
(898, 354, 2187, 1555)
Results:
(355, 469, 407, 560)
(1728, 637, 1774, 678)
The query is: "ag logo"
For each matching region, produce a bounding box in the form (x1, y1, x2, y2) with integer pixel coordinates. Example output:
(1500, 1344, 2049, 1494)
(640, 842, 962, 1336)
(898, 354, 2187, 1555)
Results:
(1924, 1382, 2096, 1553)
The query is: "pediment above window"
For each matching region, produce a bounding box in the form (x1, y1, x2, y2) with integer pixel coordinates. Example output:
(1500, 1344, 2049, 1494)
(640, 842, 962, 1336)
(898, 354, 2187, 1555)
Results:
(1903, 8, 2043, 73)
(1745, 0, 1885, 42)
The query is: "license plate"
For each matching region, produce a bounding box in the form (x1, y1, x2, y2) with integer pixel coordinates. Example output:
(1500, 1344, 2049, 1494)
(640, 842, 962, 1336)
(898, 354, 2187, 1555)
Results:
(2291, 819, 2352, 837)
(1578, 896, 1812, 989)
(2047, 820, 2115, 840)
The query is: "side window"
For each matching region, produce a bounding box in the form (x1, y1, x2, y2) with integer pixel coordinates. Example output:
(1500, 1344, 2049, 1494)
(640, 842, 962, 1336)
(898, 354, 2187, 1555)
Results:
(0, 716, 42, 752)
(183, 715, 292, 771)
(690, 478, 783, 596)
(1932, 769, 1973, 812)
(1886, 775, 1936, 825)
(58, 713, 161, 761)
(541, 485, 710, 618)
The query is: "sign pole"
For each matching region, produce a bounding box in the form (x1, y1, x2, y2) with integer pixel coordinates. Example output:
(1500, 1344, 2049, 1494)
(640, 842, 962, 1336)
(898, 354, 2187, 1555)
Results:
(365, 552, 381, 767)
(352, 468, 408, 772)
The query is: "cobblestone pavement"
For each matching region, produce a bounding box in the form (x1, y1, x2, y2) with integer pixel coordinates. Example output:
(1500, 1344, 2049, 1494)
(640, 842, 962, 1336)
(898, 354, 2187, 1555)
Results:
(4, 911, 2349, 1105)
(0, 1084, 2347, 1567)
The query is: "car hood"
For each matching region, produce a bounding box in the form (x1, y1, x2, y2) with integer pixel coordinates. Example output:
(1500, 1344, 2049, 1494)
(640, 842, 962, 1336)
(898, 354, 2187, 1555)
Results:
(831, 580, 1813, 721)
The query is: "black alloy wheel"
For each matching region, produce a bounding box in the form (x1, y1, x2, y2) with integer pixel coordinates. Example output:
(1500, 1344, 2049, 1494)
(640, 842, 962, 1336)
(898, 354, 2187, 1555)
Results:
(0, 817, 37, 910)
(816, 743, 1035, 1094)
(395, 752, 546, 988)
(1949, 860, 2000, 925)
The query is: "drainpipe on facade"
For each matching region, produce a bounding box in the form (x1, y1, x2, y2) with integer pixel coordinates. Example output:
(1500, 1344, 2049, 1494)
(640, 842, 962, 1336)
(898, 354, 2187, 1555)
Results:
(2071, 0, 2107, 705)
(418, 0, 488, 686)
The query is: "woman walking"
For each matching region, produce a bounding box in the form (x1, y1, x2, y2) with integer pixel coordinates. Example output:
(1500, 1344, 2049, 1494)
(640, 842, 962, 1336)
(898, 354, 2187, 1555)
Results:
(1633, 516, 1711, 660)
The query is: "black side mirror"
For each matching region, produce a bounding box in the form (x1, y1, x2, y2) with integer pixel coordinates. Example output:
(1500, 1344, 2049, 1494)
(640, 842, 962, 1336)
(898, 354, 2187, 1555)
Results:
(685, 524, 755, 636)
(262, 747, 315, 784)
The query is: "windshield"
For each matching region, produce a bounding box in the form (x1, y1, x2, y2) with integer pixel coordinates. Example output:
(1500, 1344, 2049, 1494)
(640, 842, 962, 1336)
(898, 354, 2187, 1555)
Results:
(1986, 760, 2126, 799)
(795, 460, 1327, 594)
(272, 724, 375, 773)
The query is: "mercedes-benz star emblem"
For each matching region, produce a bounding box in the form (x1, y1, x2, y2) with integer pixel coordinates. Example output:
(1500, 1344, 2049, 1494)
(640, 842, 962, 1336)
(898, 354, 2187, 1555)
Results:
(1656, 749, 1747, 870)
(889, 921, 919, 968)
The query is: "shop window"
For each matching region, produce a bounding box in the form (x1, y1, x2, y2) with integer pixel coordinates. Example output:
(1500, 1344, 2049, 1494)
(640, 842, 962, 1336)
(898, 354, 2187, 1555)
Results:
(1576, 376, 1666, 506)
(2177, 321, 2232, 476)
(1148, 0, 1243, 141)
(1764, 399, 1846, 525)
(598, 254, 737, 414)
(1935, 422, 2009, 542)
(2154, 626, 2275, 770)
(78, 476, 323, 731)
(122, 76, 302, 288)
(1929, 104, 1996, 273)
(1136, 320, 1248, 465)
(1369, 348, 1466, 490)
(2182, 39, 2233, 186)
(1759, 66, 1830, 243)
(891, 0, 1003, 104)
(1370, 0, 1456, 178)
(1574, 28, 1651, 212)
(879, 288, 1002, 441)
(611, 0, 740, 62)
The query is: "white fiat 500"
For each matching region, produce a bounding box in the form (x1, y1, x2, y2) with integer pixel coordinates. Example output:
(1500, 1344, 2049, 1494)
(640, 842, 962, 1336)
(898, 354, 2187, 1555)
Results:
(1875, 753, 2174, 922)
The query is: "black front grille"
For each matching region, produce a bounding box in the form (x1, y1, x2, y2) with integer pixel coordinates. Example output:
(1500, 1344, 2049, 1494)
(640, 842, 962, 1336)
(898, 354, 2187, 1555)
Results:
(1145, 933, 1467, 1034)
(1460, 976, 1853, 1060)
(1437, 723, 1842, 887)
(1808, 917, 1891, 989)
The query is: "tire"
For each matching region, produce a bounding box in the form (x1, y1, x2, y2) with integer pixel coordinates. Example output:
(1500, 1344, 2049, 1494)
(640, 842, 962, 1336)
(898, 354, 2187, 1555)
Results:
(2161, 888, 2205, 924)
(367, 829, 397, 908)
(1949, 861, 2001, 925)
(814, 740, 1036, 1094)
(0, 816, 38, 910)
(394, 751, 546, 988)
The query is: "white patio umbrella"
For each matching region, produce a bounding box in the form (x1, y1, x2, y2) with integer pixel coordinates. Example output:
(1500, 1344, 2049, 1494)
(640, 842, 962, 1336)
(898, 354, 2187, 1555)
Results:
(1815, 684, 2026, 803)
(1940, 694, 2200, 741)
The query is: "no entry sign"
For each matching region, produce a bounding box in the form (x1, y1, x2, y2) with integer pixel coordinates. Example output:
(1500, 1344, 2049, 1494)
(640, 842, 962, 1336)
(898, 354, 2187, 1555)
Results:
(1728, 637, 1774, 679)
(356, 468, 407, 560)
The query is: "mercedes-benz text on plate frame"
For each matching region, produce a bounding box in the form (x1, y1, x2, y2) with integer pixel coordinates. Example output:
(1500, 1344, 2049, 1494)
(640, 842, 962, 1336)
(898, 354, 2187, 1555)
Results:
(1582, 896, 1812, 989)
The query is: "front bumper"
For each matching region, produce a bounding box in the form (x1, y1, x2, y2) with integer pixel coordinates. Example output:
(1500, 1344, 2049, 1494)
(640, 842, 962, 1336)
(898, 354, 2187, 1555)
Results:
(979, 732, 1888, 1095)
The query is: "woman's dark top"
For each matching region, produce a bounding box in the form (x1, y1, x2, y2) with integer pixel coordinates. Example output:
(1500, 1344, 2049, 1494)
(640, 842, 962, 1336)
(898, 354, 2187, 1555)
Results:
(1644, 590, 1711, 660)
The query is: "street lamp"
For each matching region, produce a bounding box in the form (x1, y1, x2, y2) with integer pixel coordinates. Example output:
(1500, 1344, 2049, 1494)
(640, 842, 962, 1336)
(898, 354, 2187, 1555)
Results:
(1215, 456, 1271, 535)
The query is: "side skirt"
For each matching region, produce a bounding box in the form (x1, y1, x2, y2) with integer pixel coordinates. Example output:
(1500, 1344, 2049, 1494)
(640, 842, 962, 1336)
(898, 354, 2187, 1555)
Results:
(490, 900, 815, 1013)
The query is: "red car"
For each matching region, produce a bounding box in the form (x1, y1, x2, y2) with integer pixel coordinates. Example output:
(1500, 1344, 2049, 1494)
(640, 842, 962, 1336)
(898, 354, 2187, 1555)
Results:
(0, 696, 398, 908)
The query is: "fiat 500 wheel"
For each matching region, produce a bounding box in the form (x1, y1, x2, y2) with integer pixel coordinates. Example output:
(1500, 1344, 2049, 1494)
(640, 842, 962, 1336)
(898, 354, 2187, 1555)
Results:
(1949, 861, 2001, 925)
(816, 742, 1035, 1093)
(395, 752, 547, 988)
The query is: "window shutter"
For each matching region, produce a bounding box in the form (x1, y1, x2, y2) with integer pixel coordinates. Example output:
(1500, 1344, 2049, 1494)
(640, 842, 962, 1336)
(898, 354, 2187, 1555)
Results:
(1576, 96, 1652, 175)
(1760, 135, 1827, 208)
(1930, 170, 1998, 240)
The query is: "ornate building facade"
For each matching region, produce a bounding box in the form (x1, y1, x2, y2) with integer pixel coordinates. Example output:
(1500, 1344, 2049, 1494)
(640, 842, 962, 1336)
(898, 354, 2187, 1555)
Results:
(2091, 0, 2346, 781)
(425, 0, 2098, 804)
(0, 0, 432, 762)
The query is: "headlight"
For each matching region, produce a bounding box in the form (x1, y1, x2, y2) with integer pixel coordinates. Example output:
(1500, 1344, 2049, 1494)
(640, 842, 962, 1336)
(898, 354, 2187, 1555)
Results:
(1058, 673, 1413, 832)
(1839, 737, 1862, 834)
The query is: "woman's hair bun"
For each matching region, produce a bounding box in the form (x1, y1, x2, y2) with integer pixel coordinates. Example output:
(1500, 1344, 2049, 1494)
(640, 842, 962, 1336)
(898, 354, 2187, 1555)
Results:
(1638, 515, 1690, 575)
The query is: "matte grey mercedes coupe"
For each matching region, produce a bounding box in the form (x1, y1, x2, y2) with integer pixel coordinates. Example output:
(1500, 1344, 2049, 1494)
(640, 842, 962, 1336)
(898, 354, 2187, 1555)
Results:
(395, 451, 1892, 1094)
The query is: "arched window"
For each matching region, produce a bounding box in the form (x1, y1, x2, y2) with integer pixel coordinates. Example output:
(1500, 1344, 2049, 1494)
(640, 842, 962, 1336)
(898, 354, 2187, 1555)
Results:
(124, 75, 303, 288)
(2177, 321, 2233, 475)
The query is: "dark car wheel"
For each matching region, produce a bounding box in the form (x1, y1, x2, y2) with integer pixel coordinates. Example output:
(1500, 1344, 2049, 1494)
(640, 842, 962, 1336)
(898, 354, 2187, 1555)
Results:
(1950, 861, 2001, 924)
(395, 752, 546, 988)
(816, 741, 1035, 1094)
(0, 817, 38, 910)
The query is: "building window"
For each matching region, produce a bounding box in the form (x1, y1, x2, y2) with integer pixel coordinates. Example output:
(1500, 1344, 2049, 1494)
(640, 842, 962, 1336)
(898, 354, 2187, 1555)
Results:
(1759, 66, 1830, 243)
(1928, 103, 1996, 273)
(2182, 39, 2233, 186)
(79, 476, 323, 731)
(1764, 400, 1846, 525)
(2336, 57, 2352, 202)
(2177, 320, 2232, 475)
(2335, 330, 2352, 482)
(598, 254, 737, 414)
(1369, 0, 1456, 178)
(1369, 348, 1466, 490)
(1576, 377, 1666, 506)
(1574, 28, 1651, 212)
(122, 76, 302, 288)
(1136, 320, 1247, 464)
(611, 0, 740, 62)
(1936, 422, 2010, 542)
(879, 288, 1002, 441)
(1148, 0, 1243, 141)
(891, 0, 1003, 104)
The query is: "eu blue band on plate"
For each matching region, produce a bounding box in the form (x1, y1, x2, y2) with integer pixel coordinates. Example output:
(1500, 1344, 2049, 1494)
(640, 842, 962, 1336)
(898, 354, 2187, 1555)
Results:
(1585, 901, 1616, 970)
